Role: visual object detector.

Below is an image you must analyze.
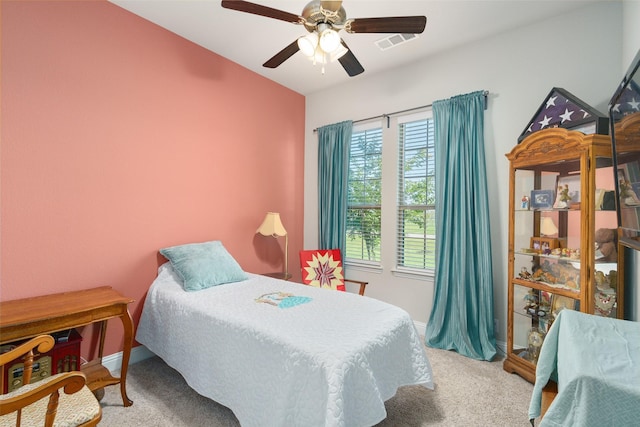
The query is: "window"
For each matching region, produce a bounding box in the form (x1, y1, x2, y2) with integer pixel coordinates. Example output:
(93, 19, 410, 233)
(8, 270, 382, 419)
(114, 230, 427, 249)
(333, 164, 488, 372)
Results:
(343, 110, 436, 277)
(346, 125, 382, 263)
(397, 112, 436, 270)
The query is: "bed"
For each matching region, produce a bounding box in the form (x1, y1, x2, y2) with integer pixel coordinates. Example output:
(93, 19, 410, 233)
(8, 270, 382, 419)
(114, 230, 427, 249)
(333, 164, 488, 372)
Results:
(136, 241, 434, 427)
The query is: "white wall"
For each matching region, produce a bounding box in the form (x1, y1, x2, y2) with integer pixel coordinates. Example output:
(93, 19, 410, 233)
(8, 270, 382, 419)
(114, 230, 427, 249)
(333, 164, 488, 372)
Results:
(623, 0, 640, 67)
(304, 2, 624, 341)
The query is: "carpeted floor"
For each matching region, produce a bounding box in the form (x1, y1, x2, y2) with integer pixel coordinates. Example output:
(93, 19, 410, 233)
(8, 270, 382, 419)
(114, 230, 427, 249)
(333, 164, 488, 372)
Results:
(99, 345, 537, 426)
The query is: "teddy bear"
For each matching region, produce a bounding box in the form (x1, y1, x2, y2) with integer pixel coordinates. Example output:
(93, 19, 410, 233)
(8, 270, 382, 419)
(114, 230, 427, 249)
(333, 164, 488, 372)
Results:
(595, 228, 617, 262)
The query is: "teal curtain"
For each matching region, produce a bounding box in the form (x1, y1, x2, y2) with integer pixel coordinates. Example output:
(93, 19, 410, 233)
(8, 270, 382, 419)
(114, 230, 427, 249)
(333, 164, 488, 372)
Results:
(317, 120, 353, 252)
(425, 91, 497, 361)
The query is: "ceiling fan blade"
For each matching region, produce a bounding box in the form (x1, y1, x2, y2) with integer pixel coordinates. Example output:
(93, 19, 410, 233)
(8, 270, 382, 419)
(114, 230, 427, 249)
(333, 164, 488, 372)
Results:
(347, 16, 427, 34)
(221, 1, 300, 24)
(320, 1, 342, 12)
(338, 40, 364, 77)
(263, 40, 300, 68)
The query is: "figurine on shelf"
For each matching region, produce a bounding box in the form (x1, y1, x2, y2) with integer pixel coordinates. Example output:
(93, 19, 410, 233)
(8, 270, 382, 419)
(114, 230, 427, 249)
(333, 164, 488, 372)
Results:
(594, 290, 617, 317)
(523, 289, 539, 317)
(619, 179, 640, 206)
(608, 270, 618, 289)
(519, 267, 532, 280)
(595, 228, 617, 262)
(569, 248, 580, 260)
(527, 328, 545, 362)
(555, 184, 572, 208)
(529, 260, 580, 290)
(521, 195, 530, 210)
(619, 179, 632, 199)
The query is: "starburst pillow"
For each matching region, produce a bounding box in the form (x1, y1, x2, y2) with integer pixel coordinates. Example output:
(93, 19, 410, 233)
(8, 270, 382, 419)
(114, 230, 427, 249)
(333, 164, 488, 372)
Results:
(299, 249, 346, 292)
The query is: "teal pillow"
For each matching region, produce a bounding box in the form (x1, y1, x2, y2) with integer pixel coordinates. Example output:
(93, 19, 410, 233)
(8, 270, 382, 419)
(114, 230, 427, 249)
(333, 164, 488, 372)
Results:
(160, 241, 247, 291)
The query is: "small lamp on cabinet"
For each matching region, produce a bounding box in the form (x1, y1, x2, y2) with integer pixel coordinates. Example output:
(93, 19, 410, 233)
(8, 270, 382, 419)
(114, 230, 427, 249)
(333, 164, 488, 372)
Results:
(540, 217, 558, 236)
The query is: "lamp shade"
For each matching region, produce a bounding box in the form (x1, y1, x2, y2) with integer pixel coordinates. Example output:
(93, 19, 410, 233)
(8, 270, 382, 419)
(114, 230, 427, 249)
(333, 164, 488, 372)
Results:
(256, 212, 287, 237)
(297, 33, 318, 57)
(319, 27, 340, 53)
(540, 217, 558, 236)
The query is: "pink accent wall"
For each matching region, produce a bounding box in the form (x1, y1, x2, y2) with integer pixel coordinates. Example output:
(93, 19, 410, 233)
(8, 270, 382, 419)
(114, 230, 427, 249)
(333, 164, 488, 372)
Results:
(1, 0, 305, 356)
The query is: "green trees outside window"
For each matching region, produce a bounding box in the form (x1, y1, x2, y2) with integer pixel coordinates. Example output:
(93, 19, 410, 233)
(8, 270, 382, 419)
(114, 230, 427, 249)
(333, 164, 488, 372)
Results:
(346, 114, 435, 271)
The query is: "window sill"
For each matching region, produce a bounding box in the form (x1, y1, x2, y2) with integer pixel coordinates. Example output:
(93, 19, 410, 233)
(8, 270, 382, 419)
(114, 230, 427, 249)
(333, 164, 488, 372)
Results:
(344, 260, 383, 274)
(391, 267, 435, 281)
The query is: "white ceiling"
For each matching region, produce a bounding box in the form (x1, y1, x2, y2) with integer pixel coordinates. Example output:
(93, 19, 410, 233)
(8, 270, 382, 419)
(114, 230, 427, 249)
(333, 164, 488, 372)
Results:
(108, 0, 603, 95)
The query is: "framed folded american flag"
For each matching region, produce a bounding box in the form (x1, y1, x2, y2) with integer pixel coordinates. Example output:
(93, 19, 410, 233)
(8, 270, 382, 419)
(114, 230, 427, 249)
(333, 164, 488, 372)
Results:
(518, 87, 608, 142)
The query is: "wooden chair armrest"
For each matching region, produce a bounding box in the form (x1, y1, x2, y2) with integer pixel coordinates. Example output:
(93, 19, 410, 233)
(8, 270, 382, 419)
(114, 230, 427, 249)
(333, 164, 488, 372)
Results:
(0, 335, 54, 366)
(344, 278, 368, 285)
(344, 278, 368, 296)
(0, 372, 87, 416)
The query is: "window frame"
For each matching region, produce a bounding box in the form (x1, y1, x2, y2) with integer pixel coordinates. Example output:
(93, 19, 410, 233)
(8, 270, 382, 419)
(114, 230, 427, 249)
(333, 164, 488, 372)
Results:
(395, 110, 436, 275)
(345, 121, 383, 268)
(342, 109, 437, 281)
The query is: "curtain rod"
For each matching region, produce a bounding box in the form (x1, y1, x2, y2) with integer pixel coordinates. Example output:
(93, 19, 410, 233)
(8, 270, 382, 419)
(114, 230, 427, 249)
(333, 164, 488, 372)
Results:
(313, 90, 489, 132)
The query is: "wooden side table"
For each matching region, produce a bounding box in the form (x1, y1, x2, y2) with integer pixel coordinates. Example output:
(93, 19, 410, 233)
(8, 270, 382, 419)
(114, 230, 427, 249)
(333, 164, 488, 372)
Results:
(0, 286, 134, 406)
(261, 272, 292, 281)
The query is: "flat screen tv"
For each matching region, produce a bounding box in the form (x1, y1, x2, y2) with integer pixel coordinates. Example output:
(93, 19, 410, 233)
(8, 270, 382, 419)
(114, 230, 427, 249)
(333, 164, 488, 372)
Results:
(610, 48, 640, 250)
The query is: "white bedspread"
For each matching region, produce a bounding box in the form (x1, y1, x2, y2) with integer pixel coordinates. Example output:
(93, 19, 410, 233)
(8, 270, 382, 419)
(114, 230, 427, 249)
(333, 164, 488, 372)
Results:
(136, 263, 433, 427)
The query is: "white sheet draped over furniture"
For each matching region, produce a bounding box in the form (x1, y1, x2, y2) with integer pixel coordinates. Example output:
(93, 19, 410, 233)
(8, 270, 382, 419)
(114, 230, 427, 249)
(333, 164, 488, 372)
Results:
(136, 263, 433, 427)
(528, 309, 640, 426)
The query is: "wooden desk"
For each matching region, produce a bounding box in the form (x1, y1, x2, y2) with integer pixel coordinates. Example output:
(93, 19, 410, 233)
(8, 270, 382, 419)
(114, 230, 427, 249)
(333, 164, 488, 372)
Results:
(261, 272, 292, 281)
(0, 286, 134, 406)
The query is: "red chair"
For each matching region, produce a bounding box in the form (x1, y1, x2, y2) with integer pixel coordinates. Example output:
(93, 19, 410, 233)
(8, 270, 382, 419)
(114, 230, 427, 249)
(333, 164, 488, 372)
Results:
(299, 249, 368, 295)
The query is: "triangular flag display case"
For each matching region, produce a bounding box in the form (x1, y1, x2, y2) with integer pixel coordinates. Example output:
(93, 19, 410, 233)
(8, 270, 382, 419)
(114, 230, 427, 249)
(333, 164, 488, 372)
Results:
(518, 87, 608, 142)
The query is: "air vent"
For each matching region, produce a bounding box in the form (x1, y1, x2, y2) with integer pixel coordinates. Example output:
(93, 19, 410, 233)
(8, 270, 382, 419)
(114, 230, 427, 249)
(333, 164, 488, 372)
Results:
(375, 33, 418, 51)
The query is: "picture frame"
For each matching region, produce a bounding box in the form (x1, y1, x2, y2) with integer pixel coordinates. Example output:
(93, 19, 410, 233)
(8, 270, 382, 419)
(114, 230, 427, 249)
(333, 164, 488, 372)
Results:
(550, 294, 578, 318)
(553, 175, 581, 209)
(530, 236, 559, 254)
(530, 189, 555, 209)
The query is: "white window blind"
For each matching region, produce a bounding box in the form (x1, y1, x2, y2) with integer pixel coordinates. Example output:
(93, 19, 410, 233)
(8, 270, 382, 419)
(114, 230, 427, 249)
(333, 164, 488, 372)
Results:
(397, 112, 436, 270)
(346, 125, 382, 263)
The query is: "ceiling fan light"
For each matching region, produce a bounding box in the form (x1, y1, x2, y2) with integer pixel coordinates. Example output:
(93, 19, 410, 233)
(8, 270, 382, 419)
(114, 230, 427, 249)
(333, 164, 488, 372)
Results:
(319, 28, 340, 53)
(297, 33, 318, 57)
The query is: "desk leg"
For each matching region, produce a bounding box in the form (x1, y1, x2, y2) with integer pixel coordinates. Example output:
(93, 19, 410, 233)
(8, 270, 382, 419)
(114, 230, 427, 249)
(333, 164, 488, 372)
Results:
(119, 309, 134, 407)
(540, 381, 558, 419)
(98, 320, 107, 360)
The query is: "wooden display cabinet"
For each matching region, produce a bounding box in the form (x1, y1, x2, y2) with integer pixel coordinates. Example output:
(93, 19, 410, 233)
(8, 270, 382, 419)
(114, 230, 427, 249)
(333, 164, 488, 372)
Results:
(503, 128, 621, 383)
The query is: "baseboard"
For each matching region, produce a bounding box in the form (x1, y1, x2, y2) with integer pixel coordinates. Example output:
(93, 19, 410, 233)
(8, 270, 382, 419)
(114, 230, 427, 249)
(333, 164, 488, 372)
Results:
(102, 345, 155, 374)
(413, 320, 427, 335)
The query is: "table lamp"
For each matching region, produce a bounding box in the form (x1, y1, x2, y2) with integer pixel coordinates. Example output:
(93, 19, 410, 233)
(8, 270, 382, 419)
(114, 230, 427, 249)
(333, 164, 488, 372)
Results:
(256, 212, 288, 276)
(540, 217, 558, 236)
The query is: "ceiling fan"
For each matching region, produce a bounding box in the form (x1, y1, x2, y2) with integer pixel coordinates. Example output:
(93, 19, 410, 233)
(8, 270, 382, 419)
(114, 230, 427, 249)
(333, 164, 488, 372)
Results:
(220, 0, 427, 77)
